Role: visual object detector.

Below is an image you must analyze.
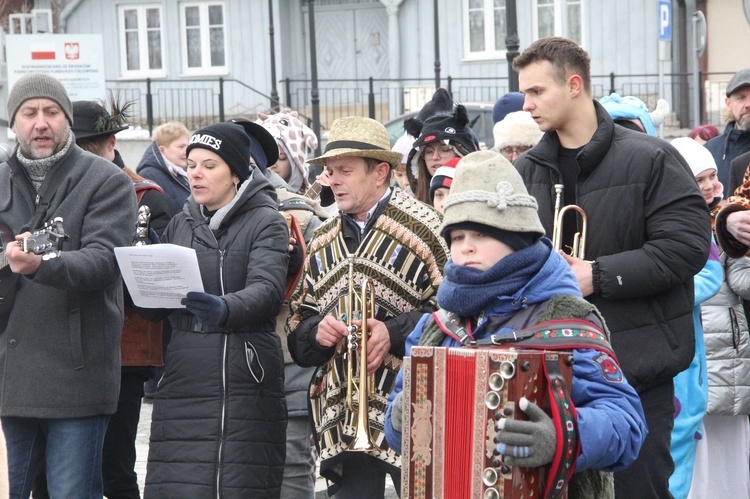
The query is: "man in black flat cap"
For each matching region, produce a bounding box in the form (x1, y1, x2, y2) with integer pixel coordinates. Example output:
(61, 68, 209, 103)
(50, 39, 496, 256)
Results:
(706, 68, 750, 194)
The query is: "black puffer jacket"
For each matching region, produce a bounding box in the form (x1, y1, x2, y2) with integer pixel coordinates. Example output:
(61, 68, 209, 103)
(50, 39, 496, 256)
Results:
(514, 101, 711, 393)
(144, 171, 290, 498)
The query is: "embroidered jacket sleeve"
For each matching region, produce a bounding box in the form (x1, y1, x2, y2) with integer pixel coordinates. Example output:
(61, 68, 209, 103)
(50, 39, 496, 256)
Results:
(286, 272, 334, 368)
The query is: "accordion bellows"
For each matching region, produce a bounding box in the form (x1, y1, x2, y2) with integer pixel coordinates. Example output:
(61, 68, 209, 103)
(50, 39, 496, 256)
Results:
(402, 346, 576, 499)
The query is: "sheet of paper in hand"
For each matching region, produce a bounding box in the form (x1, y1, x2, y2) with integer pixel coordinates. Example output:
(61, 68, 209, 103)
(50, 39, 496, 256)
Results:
(114, 243, 205, 308)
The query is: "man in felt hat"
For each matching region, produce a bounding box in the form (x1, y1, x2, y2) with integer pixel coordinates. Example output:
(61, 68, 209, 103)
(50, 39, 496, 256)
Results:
(0, 73, 136, 497)
(287, 116, 449, 498)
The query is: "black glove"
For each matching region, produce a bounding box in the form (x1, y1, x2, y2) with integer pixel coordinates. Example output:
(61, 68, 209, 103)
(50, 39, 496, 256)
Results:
(319, 185, 335, 207)
(287, 239, 304, 277)
(181, 291, 228, 327)
(495, 397, 556, 468)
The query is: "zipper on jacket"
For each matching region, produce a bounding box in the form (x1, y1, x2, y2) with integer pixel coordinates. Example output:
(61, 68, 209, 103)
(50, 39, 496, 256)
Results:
(218, 250, 226, 295)
(215, 333, 229, 498)
(215, 248, 227, 497)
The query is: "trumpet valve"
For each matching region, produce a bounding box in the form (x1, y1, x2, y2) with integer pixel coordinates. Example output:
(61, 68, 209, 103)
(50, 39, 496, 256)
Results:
(347, 334, 359, 350)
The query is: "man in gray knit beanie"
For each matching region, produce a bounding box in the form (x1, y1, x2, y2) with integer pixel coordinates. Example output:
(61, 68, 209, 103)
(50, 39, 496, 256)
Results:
(8, 72, 74, 127)
(8, 72, 74, 168)
(1, 71, 137, 497)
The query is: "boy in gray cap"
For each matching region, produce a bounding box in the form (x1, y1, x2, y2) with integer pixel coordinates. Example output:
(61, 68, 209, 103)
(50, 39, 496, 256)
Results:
(0, 72, 136, 497)
(385, 150, 647, 498)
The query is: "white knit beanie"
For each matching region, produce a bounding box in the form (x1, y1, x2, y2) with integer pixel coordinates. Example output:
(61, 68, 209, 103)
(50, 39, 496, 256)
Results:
(670, 137, 717, 177)
(492, 111, 543, 152)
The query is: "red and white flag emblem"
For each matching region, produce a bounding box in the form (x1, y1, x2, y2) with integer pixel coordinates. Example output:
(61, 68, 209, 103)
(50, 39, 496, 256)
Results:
(65, 42, 80, 60)
(30, 43, 56, 60)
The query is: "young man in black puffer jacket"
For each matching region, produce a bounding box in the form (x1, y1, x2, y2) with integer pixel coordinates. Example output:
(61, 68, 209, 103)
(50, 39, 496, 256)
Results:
(512, 37, 711, 499)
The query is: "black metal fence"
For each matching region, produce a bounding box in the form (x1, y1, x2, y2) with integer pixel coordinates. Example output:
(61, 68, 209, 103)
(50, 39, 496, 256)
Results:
(106, 71, 736, 136)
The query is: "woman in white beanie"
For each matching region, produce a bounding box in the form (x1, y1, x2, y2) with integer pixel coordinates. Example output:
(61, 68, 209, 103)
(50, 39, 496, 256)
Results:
(663, 137, 723, 498)
(670, 137, 750, 499)
(492, 111, 543, 163)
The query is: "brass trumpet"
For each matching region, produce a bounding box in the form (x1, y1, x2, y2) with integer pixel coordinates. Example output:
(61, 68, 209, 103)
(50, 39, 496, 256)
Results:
(552, 184, 588, 260)
(345, 254, 378, 452)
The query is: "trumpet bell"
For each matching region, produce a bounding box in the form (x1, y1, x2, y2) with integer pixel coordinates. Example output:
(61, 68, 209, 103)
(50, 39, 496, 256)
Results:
(551, 185, 587, 260)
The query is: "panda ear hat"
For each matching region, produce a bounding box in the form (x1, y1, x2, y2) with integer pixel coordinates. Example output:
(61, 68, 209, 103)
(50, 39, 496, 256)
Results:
(406, 104, 477, 180)
(411, 104, 473, 152)
(416, 87, 454, 122)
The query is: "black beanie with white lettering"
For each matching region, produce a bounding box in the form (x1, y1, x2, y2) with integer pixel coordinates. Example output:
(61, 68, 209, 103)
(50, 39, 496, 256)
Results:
(187, 122, 252, 182)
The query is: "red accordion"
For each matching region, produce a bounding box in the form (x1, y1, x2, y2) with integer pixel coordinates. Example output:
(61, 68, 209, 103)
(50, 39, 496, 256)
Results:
(401, 346, 577, 499)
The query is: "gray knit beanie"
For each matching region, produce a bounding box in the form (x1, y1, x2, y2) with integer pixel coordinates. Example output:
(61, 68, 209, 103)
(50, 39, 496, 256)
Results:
(7, 73, 73, 127)
(440, 150, 545, 239)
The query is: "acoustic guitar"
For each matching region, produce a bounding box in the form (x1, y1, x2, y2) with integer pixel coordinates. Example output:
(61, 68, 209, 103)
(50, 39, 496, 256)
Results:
(0, 218, 68, 316)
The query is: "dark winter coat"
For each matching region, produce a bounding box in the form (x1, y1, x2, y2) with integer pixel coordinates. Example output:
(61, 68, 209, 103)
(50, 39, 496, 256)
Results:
(514, 101, 712, 393)
(144, 171, 290, 498)
(136, 141, 191, 216)
(0, 143, 137, 418)
(705, 122, 750, 195)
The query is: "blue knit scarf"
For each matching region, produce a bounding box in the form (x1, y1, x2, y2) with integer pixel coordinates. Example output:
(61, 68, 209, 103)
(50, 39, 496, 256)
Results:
(437, 240, 549, 317)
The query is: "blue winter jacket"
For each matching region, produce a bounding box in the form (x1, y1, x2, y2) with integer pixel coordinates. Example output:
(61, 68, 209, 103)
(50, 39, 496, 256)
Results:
(385, 244, 647, 472)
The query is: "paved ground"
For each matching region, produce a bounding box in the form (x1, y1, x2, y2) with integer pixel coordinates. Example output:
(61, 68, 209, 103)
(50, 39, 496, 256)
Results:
(135, 402, 398, 498)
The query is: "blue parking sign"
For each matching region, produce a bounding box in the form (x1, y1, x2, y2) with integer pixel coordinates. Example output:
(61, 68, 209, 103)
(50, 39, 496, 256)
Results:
(659, 0, 672, 41)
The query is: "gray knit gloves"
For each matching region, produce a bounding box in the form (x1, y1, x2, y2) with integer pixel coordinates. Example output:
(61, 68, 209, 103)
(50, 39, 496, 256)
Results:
(495, 397, 556, 468)
(391, 391, 404, 433)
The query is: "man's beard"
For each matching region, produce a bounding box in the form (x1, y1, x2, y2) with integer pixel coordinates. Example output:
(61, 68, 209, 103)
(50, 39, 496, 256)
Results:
(20, 125, 70, 159)
(737, 112, 750, 131)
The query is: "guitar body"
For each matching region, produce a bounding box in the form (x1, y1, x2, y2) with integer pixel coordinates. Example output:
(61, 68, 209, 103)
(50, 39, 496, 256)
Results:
(0, 219, 67, 320)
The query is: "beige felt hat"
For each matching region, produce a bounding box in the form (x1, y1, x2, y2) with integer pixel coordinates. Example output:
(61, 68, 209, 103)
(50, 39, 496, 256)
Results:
(309, 116, 404, 170)
(440, 150, 545, 237)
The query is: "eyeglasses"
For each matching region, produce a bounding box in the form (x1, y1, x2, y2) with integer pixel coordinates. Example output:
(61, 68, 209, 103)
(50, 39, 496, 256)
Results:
(422, 144, 455, 159)
(499, 145, 532, 159)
